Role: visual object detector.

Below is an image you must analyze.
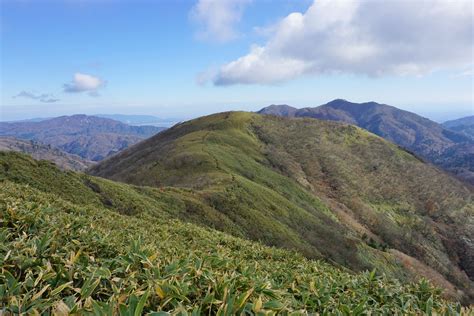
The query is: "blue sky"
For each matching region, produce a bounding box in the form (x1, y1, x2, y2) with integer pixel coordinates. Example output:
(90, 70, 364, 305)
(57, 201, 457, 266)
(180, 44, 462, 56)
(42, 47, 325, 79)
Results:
(1, 0, 473, 122)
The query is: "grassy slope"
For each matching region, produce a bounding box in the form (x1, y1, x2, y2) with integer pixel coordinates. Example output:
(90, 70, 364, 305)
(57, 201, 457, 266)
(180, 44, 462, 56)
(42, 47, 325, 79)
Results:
(89, 112, 474, 303)
(0, 152, 240, 234)
(1, 167, 470, 314)
(89, 114, 374, 268)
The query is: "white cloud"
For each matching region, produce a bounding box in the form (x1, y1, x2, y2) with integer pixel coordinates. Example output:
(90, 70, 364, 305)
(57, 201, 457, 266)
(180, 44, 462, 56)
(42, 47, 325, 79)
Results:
(63, 73, 105, 95)
(191, 0, 252, 43)
(13, 91, 60, 103)
(213, 0, 473, 85)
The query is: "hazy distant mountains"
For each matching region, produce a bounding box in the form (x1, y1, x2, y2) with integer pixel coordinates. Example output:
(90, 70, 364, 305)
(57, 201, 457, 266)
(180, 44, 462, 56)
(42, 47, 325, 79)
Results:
(0, 115, 166, 161)
(259, 100, 474, 184)
(0, 137, 92, 171)
(6, 114, 178, 127)
(258, 104, 299, 117)
(443, 115, 474, 140)
(95, 114, 179, 127)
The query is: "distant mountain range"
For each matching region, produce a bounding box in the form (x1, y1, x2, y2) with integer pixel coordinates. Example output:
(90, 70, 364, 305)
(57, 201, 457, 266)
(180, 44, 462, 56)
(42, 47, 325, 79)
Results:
(443, 115, 474, 140)
(258, 100, 474, 184)
(0, 114, 166, 161)
(4, 114, 178, 127)
(95, 114, 179, 127)
(0, 136, 93, 171)
(89, 112, 474, 303)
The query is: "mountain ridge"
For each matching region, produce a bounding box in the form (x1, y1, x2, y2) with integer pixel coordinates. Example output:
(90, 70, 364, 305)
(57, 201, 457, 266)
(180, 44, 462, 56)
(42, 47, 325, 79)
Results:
(258, 100, 474, 184)
(89, 111, 474, 303)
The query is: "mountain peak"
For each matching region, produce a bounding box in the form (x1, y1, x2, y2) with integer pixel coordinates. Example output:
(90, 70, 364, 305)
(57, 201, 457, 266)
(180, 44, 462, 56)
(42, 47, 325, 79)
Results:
(257, 104, 298, 117)
(324, 99, 384, 109)
(326, 98, 350, 105)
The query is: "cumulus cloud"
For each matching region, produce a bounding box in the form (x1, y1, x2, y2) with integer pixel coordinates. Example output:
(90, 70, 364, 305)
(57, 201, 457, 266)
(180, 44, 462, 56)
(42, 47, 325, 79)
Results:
(191, 0, 252, 43)
(13, 91, 60, 103)
(63, 73, 105, 96)
(213, 0, 473, 85)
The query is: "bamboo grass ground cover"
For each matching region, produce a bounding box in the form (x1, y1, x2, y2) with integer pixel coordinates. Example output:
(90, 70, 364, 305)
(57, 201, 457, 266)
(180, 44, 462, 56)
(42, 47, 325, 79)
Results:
(1, 180, 470, 315)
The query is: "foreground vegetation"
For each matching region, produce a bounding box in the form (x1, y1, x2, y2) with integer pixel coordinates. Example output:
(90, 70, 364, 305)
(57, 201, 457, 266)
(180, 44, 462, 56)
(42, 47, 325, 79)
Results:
(1, 177, 470, 314)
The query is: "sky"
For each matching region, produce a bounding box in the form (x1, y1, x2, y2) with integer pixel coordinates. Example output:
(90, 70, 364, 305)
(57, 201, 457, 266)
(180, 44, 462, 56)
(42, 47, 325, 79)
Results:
(1, 0, 473, 122)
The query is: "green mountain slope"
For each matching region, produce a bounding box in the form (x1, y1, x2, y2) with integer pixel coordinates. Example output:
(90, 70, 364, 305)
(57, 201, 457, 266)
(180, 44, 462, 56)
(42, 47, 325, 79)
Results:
(0, 152, 470, 314)
(89, 112, 474, 303)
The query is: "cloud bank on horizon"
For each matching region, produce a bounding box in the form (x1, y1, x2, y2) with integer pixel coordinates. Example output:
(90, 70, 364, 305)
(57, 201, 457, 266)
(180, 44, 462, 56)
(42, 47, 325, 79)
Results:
(208, 0, 473, 85)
